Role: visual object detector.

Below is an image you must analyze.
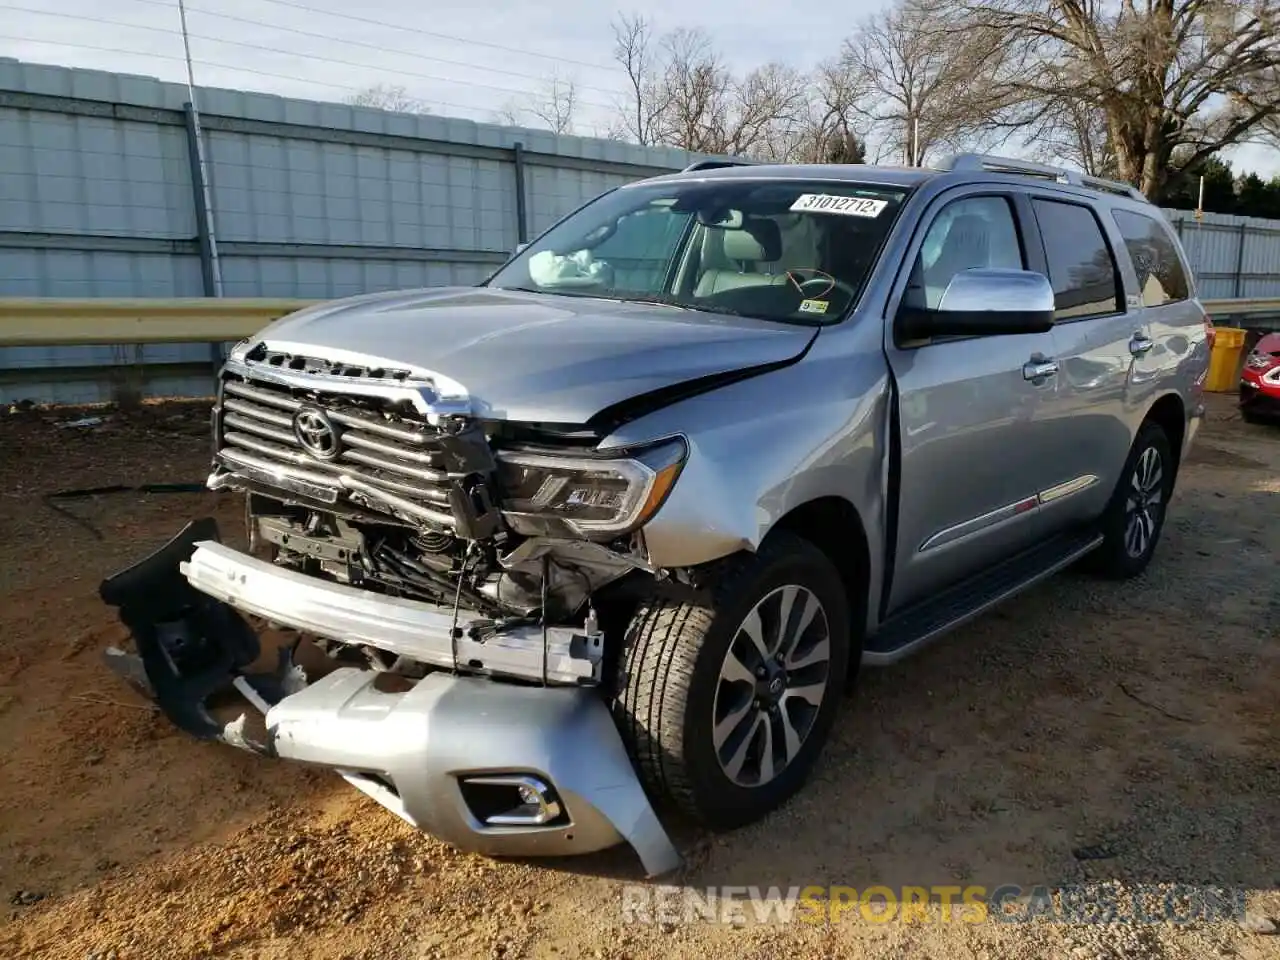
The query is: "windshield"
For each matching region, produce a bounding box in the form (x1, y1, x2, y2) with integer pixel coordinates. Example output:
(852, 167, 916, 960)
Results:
(485, 179, 909, 324)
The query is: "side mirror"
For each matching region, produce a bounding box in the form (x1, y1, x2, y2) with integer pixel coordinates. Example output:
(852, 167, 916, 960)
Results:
(897, 268, 1056, 341)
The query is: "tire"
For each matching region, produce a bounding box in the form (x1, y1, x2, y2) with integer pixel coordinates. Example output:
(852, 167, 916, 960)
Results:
(1241, 408, 1266, 426)
(612, 533, 852, 830)
(1084, 420, 1174, 580)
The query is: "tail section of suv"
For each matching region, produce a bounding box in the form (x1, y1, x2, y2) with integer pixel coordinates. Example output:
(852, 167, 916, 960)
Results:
(99, 153, 1210, 875)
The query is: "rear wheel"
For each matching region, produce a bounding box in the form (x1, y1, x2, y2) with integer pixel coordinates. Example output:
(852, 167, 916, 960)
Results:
(612, 534, 851, 829)
(1084, 421, 1174, 579)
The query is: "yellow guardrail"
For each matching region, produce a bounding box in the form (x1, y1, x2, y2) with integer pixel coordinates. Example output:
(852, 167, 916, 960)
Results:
(1204, 297, 1280, 316)
(0, 295, 1277, 347)
(0, 298, 320, 347)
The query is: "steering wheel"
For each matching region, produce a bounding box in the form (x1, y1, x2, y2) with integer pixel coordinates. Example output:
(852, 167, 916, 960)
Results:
(795, 275, 856, 302)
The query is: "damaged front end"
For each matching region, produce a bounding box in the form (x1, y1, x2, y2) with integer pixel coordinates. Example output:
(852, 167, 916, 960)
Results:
(97, 345, 686, 876)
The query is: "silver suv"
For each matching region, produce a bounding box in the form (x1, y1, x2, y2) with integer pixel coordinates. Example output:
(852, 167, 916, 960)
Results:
(101, 154, 1212, 876)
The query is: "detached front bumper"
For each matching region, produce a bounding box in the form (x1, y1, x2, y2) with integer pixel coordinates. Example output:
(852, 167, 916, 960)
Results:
(97, 519, 680, 877)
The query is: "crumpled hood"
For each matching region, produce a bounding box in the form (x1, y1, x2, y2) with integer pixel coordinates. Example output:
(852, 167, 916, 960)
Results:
(252, 286, 817, 425)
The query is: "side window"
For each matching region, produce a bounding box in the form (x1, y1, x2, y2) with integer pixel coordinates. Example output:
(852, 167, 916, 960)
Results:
(908, 196, 1023, 310)
(591, 208, 690, 291)
(1112, 209, 1191, 306)
(1032, 199, 1122, 320)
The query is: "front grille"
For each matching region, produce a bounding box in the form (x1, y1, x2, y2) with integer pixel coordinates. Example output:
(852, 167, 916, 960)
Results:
(216, 373, 457, 528)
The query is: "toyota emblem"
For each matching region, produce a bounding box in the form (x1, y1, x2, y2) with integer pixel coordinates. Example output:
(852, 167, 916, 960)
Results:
(292, 406, 342, 460)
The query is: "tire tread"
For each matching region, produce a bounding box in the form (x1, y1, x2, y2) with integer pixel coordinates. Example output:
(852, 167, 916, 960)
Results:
(613, 534, 839, 824)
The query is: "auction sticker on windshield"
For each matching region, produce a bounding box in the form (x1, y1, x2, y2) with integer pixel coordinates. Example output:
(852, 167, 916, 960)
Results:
(790, 194, 888, 217)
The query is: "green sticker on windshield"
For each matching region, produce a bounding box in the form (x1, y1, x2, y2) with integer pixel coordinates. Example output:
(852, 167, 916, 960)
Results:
(799, 299, 829, 315)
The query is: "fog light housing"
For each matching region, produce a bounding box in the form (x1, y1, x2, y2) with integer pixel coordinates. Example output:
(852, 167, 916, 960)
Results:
(460, 774, 565, 827)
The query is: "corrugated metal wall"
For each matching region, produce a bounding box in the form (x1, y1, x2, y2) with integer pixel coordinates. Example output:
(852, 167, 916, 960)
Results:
(0, 59, 716, 404)
(1161, 210, 1280, 301)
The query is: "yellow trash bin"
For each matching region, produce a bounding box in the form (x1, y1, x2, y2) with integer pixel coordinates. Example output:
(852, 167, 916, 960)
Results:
(1206, 326, 1247, 392)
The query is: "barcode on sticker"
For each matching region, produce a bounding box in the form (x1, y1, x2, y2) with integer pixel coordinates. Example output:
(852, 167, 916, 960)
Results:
(790, 194, 888, 217)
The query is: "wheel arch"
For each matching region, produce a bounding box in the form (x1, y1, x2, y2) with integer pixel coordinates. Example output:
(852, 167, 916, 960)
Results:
(764, 495, 871, 651)
(1143, 391, 1187, 479)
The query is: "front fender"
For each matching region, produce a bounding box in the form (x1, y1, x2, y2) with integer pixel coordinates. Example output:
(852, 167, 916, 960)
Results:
(601, 318, 890, 579)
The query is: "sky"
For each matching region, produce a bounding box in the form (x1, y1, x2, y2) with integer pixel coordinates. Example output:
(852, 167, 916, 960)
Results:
(1, 0, 1276, 177)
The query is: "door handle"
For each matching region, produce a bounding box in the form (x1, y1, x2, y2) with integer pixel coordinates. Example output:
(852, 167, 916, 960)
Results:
(1129, 333, 1155, 356)
(1023, 356, 1059, 381)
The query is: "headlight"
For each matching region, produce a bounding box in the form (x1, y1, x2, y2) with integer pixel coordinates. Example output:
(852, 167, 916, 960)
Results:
(495, 437, 687, 539)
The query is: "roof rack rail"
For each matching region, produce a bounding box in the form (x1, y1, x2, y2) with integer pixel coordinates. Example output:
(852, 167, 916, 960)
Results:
(938, 153, 1147, 202)
(681, 158, 756, 173)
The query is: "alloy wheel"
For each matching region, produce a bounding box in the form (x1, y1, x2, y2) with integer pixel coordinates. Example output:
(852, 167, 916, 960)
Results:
(711, 585, 832, 788)
(1124, 445, 1165, 559)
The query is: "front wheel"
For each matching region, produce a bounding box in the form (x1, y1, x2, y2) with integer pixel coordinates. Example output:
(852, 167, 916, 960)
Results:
(612, 534, 851, 829)
(1084, 421, 1174, 579)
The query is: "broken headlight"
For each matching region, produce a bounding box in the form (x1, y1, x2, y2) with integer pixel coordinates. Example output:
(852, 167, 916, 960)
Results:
(495, 437, 687, 539)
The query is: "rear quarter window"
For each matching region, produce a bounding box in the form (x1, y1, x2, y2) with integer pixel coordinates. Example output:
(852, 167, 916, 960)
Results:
(1031, 199, 1123, 321)
(1112, 209, 1191, 306)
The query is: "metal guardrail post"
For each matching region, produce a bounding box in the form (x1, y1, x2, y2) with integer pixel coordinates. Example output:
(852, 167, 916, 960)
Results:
(183, 103, 220, 301)
(182, 101, 225, 387)
(513, 141, 529, 245)
(1233, 223, 1248, 299)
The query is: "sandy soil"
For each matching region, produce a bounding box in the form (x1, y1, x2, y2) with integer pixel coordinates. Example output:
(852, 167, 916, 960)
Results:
(0, 395, 1277, 960)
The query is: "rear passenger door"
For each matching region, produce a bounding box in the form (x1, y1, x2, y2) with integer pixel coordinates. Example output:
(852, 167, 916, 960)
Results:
(1025, 196, 1144, 528)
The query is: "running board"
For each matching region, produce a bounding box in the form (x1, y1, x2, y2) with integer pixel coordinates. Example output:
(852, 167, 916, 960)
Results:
(862, 529, 1103, 665)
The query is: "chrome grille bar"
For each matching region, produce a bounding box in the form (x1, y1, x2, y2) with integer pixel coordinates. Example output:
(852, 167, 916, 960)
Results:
(217, 373, 460, 528)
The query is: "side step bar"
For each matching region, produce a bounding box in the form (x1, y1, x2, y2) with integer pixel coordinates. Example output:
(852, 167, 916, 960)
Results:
(863, 529, 1103, 665)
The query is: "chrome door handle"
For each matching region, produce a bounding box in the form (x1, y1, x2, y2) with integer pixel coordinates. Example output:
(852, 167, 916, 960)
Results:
(1023, 357, 1059, 381)
(1129, 334, 1154, 356)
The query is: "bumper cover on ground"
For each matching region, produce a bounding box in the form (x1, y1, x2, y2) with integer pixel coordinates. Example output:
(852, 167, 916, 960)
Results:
(98, 518, 681, 877)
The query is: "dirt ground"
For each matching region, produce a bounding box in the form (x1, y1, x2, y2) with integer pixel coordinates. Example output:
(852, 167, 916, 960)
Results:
(0, 394, 1277, 960)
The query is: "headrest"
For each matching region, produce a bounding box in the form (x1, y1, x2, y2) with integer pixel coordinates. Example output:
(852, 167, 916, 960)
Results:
(721, 218, 781, 262)
(944, 215, 991, 249)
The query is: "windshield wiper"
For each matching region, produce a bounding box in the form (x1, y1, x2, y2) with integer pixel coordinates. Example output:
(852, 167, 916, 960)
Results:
(612, 295, 743, 317)
(494, 286, 743, 316)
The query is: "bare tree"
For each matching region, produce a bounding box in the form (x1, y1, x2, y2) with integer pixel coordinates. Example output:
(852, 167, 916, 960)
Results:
(837, 0, 1009, 167)
(494, 72, 578, 134)
(610, 13, 668, 145)
(787, 57, 870, 163)
(960, 0, 1280, 199)
(1021, 94, 1118, 176)
(346, 84, 429, 114)
(724, 62, 812, 158)
(529, 72, 578, 135)
(608, 14, 812, 159)
(649, 27, 733, 152)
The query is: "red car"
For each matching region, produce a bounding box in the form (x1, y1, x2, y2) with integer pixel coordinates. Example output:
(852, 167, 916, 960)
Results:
(1240, 331, 1280, 423)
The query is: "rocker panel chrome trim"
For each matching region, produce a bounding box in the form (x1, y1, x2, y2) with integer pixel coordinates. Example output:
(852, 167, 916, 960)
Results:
(918, 474, 1100, 553)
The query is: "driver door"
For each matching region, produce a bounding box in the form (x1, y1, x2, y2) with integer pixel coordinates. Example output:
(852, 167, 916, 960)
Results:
(883, 189, 1066, 613)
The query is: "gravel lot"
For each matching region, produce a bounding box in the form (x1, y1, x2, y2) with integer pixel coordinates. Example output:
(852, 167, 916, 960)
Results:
(0, 394, 1276, 960)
